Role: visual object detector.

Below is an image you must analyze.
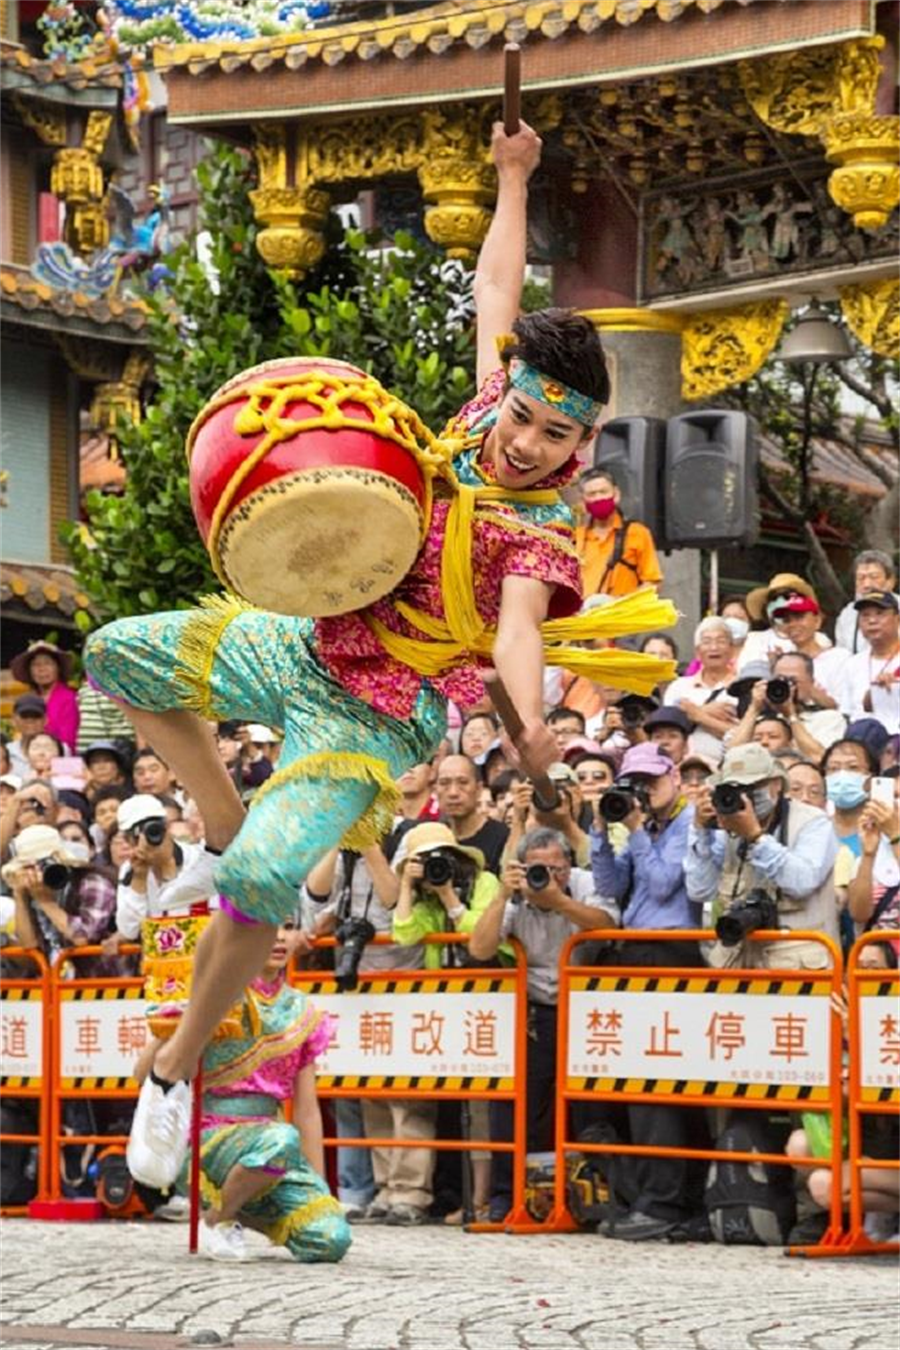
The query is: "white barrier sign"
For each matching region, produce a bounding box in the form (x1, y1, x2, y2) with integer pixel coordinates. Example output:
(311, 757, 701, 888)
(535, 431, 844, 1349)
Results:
(567, 990, 831, 1087)
(312, 992, 515, 1081)
(60, 998, 150, 1081)
(1, 998, 42, 1081)
(859, 995, 900, 1091)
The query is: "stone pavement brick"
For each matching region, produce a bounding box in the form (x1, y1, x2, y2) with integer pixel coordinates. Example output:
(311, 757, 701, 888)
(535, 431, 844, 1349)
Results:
(0, 1219, 896, 1350)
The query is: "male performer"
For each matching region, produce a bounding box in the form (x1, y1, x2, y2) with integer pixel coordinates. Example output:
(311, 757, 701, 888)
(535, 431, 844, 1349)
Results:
(85, 120, 673, 1189)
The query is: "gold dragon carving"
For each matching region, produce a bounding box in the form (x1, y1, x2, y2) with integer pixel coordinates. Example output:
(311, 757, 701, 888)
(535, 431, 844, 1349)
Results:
(681, 300, 789, 401)
(739, 38, 898, 231)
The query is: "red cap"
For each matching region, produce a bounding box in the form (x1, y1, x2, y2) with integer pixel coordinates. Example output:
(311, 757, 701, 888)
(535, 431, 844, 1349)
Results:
(771, 595, 819, 617)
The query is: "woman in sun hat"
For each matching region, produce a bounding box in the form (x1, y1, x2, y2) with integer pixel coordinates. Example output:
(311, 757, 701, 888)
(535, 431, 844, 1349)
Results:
(10, 642, 79, 752)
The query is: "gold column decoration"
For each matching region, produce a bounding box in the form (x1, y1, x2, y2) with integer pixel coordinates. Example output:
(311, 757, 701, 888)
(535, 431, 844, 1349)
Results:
(50, 111, 113, 255)
(88, 351, 151, 456)
(249, 124, 330, 279)
(11, 93, 67, 146)
(839, 278, 899, 359)
(418, 109, 496, 263)
(739, 38, 898, 232)
(681, 300, 788, 402)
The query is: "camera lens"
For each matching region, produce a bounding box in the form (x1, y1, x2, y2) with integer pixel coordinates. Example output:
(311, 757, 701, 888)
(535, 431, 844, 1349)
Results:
(334, 916, 376, 992)
(715, 889, 779, 946)
(423, 853, 454, 887)
(766, 677, 791, 706)
(39, 858, 70, 890)
(598, 787, 635, 824)
(711, 782, 745, 815)
(525, 863, 551, 891)
(140, 818, 166, 846)
(25, 800, 46, 816)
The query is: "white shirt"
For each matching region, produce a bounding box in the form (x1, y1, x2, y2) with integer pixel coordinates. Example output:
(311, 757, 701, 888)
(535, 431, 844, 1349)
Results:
(499, 868, 619, 1005)
(664, 673, 735, 767)
(811, 645, 850, 705)
(115, 840, 208, 939)
(841, 647, 900, 733)
(835, 595, 900, 655)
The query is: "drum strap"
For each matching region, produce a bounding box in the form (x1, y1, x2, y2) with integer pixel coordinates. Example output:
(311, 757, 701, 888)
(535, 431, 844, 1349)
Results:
(365, 476, 681, 697)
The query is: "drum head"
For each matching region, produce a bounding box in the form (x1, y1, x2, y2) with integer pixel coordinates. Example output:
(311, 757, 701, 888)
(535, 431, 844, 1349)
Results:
(218, 466, 423, 617)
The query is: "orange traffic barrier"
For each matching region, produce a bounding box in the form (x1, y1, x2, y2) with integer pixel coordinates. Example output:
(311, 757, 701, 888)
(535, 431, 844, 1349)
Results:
(840, 929, 900, 1256)
(0, 947, 52, 1213)
(45, 945, 143, 1207)
(287, 933, 531, 1228)
(546, 928, 845, 1251)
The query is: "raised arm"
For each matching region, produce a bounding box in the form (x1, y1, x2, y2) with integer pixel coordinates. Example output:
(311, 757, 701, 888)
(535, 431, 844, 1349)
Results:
(474, 121, 542, 388)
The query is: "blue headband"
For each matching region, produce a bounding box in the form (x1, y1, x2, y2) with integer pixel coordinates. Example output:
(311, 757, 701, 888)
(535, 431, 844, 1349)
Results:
(508, 357, 603, 429)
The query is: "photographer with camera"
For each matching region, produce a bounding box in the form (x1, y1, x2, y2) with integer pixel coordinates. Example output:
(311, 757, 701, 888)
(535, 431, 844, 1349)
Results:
(728, 653, 846, 764)
(470, 825, 619, 1221)
(0, 782, 58, 864)
(302, 841, 415, 1223)
(590, 742, 706, 1239)
(111, 795, 212, 947)
(2, 823, 119, 978)
(686, 743, 839, 971)
(384, 823, 502, 1225)
(663, 617, 738, 766)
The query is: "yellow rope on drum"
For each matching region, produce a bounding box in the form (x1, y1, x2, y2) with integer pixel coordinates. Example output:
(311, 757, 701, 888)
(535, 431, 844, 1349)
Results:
(186, 367, 455, 590)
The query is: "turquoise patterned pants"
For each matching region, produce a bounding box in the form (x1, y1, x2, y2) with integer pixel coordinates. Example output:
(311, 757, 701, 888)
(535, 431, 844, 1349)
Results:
(181, 1114, 351, 1262)
(84, 606, 444, 923)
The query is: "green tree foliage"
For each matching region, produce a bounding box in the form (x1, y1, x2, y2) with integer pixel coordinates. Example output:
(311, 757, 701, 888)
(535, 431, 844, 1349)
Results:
(63, 144, 476, 625)
(716, 310, 898, 611)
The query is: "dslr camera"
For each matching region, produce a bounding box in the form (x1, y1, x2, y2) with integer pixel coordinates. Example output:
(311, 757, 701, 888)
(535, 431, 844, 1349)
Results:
(599, 776, 649, 825)
(38, 857, 70, 891)
(765, 676, 794, 707)
(715, 888, 779, 947)
(421, 849, 458, 889)
(334, 914, 376, 992)
(132, 818, 167, 846)
(524, 862, 552, 892)
(710, 782, 746, 816)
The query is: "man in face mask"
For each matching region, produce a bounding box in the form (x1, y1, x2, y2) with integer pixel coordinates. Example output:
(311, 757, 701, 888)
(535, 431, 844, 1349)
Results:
(575, 467, 663, 599)
(686, 743, 838, 971)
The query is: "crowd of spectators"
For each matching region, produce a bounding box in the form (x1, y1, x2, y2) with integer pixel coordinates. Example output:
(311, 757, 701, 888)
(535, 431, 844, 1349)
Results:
(1, 532, 898, 1242)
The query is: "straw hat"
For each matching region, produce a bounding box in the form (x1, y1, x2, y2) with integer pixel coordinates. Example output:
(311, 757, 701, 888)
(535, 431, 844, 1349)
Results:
(745, 574, 816, 622)
(1, 824, 84, 883)
(10, 641, 73, 686)
(393, 822, 485, 874)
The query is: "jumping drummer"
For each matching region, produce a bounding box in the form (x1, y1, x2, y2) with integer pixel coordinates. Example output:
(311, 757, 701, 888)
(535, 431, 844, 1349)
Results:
(84, 120, 666, 1191)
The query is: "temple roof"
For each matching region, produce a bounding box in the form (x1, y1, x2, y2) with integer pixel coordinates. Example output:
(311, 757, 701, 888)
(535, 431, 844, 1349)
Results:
(0, 38, 122, 106)
(0, 265, 149, 343)
(154, 0, 871, 80)
(155, 0, 874, 127)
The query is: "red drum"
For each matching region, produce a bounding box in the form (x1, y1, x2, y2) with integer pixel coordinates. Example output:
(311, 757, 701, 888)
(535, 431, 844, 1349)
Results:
(187, 357, 435, 617)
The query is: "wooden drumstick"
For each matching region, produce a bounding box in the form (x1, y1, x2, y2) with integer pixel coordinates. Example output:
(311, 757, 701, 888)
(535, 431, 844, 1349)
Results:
(503, 42, 521, 136)
(482, 670, 560, 811)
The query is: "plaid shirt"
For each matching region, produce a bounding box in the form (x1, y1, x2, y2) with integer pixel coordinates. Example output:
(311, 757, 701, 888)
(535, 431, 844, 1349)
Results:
(68, 870, 116, 945)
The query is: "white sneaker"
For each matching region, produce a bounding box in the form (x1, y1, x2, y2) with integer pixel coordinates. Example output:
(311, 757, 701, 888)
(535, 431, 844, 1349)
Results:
(154, 1193, 190, 1222)
(162, 846, 219, 908)
(126, 1074, 191, 1190)
(198, 1220, 246, 1262)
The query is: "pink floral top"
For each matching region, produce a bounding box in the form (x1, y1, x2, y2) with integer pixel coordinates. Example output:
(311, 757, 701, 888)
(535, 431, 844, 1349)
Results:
(315, 371, 583, 718)
(201, 975, 331, 1125)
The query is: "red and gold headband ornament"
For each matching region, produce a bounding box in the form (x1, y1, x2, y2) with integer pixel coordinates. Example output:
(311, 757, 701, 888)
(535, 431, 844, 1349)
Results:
(506, 357, 603, 429)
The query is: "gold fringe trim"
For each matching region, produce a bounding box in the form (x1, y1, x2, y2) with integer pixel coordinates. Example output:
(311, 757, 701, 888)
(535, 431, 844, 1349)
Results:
(366, 587, 678, 694)
(251, 750, 401, 851)
(173, 593, 256, 719)
(266, 1193, 344, 1247)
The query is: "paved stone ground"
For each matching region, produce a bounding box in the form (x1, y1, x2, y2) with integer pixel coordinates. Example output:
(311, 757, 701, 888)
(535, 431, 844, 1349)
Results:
(1, 1219, 897, 1350)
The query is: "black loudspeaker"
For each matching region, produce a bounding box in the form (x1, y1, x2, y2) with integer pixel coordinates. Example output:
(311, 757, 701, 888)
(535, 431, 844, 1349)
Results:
(592, 416, 665, 537)
(663, 410, 758, 549)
